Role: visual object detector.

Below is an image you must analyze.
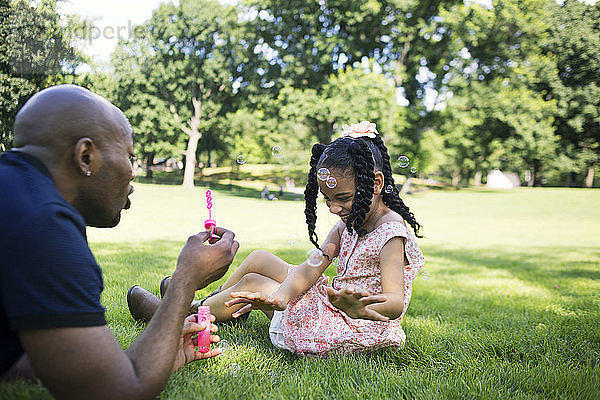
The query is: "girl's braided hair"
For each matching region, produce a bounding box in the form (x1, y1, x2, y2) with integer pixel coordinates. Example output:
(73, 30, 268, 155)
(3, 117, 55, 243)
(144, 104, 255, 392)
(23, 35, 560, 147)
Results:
(304, 135, 422, 249)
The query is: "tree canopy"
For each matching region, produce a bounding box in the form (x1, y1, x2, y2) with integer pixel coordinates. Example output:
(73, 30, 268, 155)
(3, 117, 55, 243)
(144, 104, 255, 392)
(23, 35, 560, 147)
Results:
(1, 0, 598, 187)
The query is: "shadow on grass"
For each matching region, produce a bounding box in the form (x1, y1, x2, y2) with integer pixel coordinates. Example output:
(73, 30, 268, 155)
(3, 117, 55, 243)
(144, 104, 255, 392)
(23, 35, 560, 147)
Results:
(135, 176, 305, 202)
(3, 242, 597, 399)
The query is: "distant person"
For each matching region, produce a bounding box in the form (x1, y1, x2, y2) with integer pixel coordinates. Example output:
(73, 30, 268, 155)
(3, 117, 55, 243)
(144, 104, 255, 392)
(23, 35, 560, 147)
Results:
(0, 85, 239, 398)
(278, 184, 284, 198)
(261, 186, 269, 200)
(131, 121, 425, 356)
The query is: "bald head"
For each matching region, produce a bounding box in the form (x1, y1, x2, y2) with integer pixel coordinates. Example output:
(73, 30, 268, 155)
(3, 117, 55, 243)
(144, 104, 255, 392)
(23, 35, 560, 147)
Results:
(13, 85, 131, 164)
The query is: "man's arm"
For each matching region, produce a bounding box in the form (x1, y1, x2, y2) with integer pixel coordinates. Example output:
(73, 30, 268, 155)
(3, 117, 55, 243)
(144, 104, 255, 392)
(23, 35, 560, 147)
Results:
(19, 228, 238, 400)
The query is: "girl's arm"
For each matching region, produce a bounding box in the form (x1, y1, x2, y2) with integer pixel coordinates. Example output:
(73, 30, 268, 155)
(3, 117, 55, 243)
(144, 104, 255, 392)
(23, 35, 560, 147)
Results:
(326, 236, 406, 320)
(270, 221, 344, 305)
(228, 222, 344, 312)
(364, 236, 406, 319)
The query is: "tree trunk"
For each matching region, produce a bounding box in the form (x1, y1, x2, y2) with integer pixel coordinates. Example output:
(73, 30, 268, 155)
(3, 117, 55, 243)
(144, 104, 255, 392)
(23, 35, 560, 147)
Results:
(145, 152, 155, 179)
(451, 170, 461, 187)
(473, 170, 482, 186)
(526, 170, 534, 187)
(585, 165, 595, 188)
(533, 159, 543, 187)
(182, 132, 200, 189)
(400, 177, 412, 196)
(170, 96, 203, 189)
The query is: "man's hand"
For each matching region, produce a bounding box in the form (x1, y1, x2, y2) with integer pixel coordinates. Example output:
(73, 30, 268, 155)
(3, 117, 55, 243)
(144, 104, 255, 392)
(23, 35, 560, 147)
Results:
(325, 285, 389, 321)
(225, 291, 287, 318)
(175, 226, 239, 290)
(172, 314, 222, 373)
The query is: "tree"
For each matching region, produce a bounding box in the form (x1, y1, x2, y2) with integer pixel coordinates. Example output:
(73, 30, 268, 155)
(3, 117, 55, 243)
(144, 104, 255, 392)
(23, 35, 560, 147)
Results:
(541, 0, 600, 187)
(238, 0, 463, 161)
(147, 0, 242, 187)
(109, 40, 182, 180)
(0, 0, 82, 152)
(277, 67, 399, 145)
(434, 0, 558, 186)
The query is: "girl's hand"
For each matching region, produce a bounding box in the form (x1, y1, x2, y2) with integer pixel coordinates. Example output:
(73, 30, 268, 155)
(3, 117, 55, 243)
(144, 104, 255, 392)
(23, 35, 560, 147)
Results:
(325, 285, 389, 321)
(173, 314, 222, 373)
(225, 291, 287, 318)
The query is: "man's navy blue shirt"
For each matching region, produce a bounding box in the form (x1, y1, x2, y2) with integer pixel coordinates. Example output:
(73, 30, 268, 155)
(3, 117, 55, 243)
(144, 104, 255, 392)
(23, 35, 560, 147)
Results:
(0, 151, 106, 375)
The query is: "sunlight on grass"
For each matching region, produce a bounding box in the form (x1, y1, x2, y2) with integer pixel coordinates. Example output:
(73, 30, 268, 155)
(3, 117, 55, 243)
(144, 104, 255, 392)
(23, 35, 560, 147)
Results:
(2, 186, 599, 399)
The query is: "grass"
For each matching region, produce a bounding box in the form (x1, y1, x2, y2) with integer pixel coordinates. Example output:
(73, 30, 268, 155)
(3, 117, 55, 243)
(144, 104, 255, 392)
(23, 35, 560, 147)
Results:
(1, 184, 599, 399)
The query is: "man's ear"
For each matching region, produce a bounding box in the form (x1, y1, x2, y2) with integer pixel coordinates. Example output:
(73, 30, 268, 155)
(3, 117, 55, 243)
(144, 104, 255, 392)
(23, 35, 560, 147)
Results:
(73, 137, 98, 177)
(373, 170, 385, 195)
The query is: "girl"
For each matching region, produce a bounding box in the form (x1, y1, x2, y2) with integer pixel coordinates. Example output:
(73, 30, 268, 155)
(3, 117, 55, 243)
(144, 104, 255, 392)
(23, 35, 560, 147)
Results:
(129, 121, 425, 356)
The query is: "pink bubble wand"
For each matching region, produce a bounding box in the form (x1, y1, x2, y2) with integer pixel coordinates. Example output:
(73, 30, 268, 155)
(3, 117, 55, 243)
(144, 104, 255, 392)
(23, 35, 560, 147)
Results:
(204, 189, 216, 240)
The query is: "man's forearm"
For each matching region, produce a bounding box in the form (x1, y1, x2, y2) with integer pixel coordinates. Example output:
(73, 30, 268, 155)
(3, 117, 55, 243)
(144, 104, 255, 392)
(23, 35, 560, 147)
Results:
(125, 275, 196, 395)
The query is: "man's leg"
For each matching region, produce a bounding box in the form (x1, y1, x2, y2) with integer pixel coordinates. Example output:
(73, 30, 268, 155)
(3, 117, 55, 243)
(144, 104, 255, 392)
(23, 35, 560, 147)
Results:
(134, 250, 290, 322)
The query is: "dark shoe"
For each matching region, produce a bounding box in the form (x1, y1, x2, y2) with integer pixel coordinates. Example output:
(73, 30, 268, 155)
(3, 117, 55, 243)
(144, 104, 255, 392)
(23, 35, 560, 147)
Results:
(159, 276, 171, 298)
(127, 285, 161, 323)
(199, 285, 224, 306)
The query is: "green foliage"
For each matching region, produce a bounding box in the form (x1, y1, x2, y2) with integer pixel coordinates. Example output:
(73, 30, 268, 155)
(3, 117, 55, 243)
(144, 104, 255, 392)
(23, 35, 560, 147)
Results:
(434, 0, 559, 185)
(277, 67, 400, 145)
(541, 0, 600, 186)
(0, 0, 83, 151)
(2, 0, 598, 187)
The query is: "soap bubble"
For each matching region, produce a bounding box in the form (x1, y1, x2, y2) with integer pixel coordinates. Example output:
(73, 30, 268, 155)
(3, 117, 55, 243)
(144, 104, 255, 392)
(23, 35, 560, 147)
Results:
(421, 271, 431, 280)
(217, 339, 230, 352)
(535, 323, 547, 331)
(317, 167, 330, 181)
(269, 371, 279, 385)
(229, 363, 240, 377)
(410, 167, 417, 174)
(272, 145, 283, 159)
(306, 248, 323, 267)
(236, 155, 246, 165)
(287, 233, 300, 247)
(384, 184, 394, 194)
(325, 176, 337, 189)
(397, 155, 409, 168)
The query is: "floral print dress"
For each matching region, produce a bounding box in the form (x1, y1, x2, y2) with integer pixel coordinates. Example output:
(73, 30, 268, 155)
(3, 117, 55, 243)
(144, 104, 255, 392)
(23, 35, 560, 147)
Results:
(279, 221, 425, 356)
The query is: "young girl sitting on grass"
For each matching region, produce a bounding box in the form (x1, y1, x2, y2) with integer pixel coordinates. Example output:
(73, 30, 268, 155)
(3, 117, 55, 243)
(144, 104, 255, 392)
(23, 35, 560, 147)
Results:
(129, 121, 425, 356)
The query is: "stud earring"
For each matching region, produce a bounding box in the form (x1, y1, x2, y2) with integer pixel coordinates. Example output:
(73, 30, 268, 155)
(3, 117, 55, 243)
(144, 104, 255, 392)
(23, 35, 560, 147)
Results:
(85, 171, 91, 177)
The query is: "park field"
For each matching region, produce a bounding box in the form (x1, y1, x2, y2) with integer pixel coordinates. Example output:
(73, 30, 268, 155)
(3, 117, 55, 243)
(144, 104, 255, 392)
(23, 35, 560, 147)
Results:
(1, 185, 599, 399)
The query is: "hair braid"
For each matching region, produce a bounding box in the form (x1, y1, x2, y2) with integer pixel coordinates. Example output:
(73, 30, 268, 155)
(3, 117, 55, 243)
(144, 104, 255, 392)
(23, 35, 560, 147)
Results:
(372, 136, 422, 237)
(345, 139, 375, 236)
(304, 143, 326, 248)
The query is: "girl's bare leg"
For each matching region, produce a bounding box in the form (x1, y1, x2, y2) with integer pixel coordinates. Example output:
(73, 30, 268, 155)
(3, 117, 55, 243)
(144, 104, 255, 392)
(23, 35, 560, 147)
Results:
(160, 250, 291, 321)
(203, 272, 282, 321)
(219, 250, 289, 290)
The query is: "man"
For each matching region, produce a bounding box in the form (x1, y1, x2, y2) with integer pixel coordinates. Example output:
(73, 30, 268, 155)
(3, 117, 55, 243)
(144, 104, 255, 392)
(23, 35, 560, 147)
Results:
(0, 85, 239, 398)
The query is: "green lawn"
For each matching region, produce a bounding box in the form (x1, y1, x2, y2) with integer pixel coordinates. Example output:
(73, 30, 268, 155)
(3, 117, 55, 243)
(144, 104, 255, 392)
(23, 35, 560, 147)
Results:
(2, 184, 599, 399)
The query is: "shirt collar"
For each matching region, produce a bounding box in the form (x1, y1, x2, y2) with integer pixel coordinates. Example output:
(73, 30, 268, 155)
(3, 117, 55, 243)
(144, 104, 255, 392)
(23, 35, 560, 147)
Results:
(3, 150, 54, 181)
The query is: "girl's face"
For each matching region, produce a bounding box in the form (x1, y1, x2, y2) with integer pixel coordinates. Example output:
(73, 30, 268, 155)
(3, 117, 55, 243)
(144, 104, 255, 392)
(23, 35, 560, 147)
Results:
(317, 167, 386, 225)
(318, 168, 356, 224)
